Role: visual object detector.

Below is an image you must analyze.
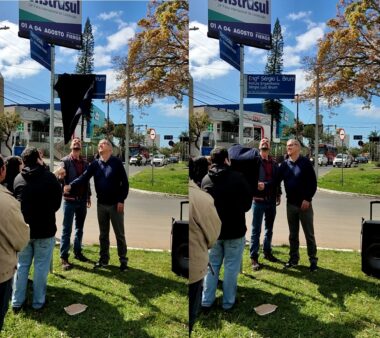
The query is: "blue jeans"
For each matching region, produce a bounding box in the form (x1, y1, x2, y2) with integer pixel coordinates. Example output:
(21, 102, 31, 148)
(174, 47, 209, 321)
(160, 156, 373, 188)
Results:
(250, 201, 276, 260)
(12, 237, 55, 310)
(60, 199, 87, 260)
(202, 236, 245, 310)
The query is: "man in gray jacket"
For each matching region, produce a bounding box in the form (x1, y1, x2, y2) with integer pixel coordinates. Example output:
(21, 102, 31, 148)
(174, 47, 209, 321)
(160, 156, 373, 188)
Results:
(0, 155, 29, 331)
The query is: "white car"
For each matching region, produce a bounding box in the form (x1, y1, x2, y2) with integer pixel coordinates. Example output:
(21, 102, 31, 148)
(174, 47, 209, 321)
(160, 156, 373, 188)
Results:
(333, 154, 352, 168)
(317, 154, 328, 166)
(129, 154, 147, 166)
(152, 154, 167, 167)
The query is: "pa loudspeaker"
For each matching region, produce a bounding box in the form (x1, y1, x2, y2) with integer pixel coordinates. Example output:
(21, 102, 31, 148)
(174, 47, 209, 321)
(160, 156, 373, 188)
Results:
(171, 219, 189, 278)
(361, 201, 380, 278)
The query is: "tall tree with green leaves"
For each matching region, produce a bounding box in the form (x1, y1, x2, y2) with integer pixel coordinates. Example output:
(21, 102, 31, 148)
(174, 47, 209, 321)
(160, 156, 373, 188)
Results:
(75, 17, 95, 140)
(264, 18, 284, 140)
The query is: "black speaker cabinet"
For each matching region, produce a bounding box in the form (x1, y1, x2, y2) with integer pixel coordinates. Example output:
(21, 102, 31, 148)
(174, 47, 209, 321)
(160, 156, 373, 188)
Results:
(171, 219, 189, 278)
(361, 201, 380, 278)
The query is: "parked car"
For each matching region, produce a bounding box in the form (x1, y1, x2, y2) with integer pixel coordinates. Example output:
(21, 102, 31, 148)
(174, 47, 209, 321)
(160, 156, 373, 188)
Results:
(317, 154, 328, 166)
(355, 156, 368, 163)
(152, 154, 167, 167)
(168, 156, 179, 163)
(129, 154, 147, 166)
(333, 154, 353, 168)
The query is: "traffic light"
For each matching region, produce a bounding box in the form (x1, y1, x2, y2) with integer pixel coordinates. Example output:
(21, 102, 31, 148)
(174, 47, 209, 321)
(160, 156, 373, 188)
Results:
(207, 123, 213, 132)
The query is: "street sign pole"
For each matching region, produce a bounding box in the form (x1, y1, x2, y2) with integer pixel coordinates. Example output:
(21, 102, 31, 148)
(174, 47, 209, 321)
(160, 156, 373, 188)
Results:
(49, 45, 55, 172)
(339, 128, 345, 186)
(151, 140, 154, 186)
(239, 45, 244, 144)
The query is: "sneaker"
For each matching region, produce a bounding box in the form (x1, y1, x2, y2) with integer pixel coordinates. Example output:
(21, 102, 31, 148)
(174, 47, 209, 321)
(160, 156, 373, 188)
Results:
(94, 260, 108, 269)
(74, 253, 89, 262)
(309, 262, 318, 272)
(251, 259, 261, 271)
(61, 259, 73, 271)
(263, 253, 279, 263)
(283, 260, 298, 269)
(120, 262, 128, 272)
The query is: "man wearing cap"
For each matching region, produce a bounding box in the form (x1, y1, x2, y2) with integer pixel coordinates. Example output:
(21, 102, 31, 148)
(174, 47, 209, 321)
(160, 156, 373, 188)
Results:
(250, 138, 281, 271)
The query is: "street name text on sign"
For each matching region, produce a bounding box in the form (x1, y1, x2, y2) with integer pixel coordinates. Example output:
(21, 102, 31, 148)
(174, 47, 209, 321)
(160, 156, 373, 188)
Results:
(244, 74, 296, 99)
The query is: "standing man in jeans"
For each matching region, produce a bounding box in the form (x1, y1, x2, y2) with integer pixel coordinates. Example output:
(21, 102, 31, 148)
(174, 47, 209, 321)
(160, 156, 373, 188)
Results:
(64, 139, 129, 271)
(12, 147, 62, 311)
(59, 137, 91, 270)
(250, 138, 281, 271)
(201, 147, 252, 311)
(278, 139, 318, 272)
(0, 155, 29, 330)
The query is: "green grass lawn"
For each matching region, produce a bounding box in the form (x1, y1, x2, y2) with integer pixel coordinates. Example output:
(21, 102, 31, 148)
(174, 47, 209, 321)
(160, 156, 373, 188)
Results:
(129, 163, 188, 195)
(192, 246, 380, 338)
(318, 163, 380, 195)
(3, 246, 187, 337)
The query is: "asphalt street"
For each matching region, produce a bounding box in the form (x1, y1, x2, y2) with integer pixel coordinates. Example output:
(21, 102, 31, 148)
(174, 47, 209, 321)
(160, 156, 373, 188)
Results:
(55, 165, 379, 252)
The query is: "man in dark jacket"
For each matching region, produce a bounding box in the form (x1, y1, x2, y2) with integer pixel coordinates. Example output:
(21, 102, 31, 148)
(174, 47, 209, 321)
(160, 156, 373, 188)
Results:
(201, 147, 252, 311)
(11, 147, 62, 311)
(59, 137, 91, 270)
(64, 139, 129, 271)
(278, 139, 318, 272)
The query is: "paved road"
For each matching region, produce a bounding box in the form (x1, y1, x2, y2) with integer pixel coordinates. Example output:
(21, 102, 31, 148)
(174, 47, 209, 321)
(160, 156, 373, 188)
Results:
(56, 183, 187, 251)
(55, 164, 379, 252)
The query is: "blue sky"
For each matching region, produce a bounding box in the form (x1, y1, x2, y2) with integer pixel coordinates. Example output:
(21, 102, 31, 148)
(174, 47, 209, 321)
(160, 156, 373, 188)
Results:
(0, 0, 188, 145)
(190, 0, 380, 147)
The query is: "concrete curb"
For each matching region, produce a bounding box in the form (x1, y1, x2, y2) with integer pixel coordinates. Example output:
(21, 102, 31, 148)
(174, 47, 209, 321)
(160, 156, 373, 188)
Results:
(130, 187, 187, 199)
(318, 187, 379, 199)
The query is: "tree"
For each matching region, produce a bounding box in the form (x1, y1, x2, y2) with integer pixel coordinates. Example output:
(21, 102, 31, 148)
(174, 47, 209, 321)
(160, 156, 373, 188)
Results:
(189, 111, 209, 151)
(309, 0, 380, 107)
(0, 111, 21, 154)
(75, 17, 95, 140)
(114, 0, 189, 107)
(263, 18, 284, 140)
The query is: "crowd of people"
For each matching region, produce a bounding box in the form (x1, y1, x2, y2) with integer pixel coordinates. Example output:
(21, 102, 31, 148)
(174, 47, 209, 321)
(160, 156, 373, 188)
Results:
(189, 138, 318, 334)
(0, 138, 129, 331)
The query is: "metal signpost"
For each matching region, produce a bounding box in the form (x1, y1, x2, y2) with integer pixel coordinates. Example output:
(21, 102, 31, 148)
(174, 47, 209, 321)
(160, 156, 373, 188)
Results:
(150, 128, 156, 185)
(340, 128, 345, 186)
(208, 0, 271, 144)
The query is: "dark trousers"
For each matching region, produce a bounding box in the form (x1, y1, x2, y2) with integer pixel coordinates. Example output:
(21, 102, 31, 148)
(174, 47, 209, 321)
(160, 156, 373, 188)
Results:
(189, 279, 203, 335)
(97, 202, 127, 264)
(0, 277, 13, 331)
(286, 202, 318, 264)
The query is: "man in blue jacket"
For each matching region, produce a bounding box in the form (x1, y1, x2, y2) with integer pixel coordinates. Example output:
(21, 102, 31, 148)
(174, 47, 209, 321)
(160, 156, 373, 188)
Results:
(64, 139, 129, 271)
(278, 139, 318, 272)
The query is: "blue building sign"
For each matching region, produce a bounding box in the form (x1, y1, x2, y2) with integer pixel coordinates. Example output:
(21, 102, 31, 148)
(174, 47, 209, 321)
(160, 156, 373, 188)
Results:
(219, 31, 240, 71)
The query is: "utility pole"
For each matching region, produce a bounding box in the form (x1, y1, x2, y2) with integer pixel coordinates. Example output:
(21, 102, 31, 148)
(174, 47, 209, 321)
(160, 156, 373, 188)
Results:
(106, 93, 110, 140)
(315, 66, 320, 178)
(124, 68, 130, 175)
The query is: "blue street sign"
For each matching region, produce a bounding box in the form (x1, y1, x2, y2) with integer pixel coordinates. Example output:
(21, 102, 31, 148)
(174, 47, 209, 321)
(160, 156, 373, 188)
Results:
(244, 74, 296, 99)
(30, 31, 51, 71)
(93, 75, 106, 99)
(219, 32, 240, 71)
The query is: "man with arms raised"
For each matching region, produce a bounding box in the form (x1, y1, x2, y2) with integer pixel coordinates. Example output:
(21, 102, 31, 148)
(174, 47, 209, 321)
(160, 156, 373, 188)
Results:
(64, 139, 129, 272)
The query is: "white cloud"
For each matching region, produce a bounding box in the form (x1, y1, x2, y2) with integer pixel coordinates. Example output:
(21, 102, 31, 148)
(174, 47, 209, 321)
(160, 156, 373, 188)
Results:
(283, 46, 301, 68)
(287, 11, 312, 21)
(343, 101, 380, 119)
(94, 46, 112, 68)
(155, 101, 188, 119)
(0, 21, 42, 79)
(289, 68, 311, 94)
(106, 26, 136, 51)
(190, 21, 232, 80)
(295, 24, 325, 51)
(98, 11, 123, 21)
